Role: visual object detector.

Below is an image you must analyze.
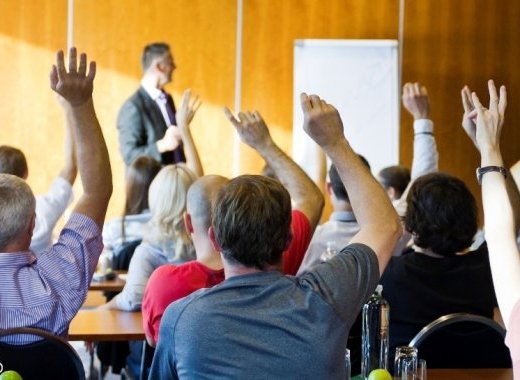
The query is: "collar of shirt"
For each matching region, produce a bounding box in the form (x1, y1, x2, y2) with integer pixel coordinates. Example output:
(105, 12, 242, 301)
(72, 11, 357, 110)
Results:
(329, 211, 356, 223)
(0, 251, 36, 267)
(140, 78, 164, 102)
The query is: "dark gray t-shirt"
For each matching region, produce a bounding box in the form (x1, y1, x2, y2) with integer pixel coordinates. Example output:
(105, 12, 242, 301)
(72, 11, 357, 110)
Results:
(149, 243, 379, 380)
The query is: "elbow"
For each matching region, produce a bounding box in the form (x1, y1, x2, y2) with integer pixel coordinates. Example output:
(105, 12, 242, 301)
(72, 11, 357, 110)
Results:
(387, 216, 403, 246)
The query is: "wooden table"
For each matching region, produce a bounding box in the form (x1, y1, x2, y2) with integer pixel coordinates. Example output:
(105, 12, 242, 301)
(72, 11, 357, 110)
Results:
(428, 368, 512, 380)
(89, 272, 126, 292)
(68, 309, 144, 341)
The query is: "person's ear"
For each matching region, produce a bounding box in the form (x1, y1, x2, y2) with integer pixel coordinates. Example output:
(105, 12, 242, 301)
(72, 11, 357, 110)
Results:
(184, 212, 194, 234)
(28, 213, 36, 237)
(325, 182, 333, 196)
(208, 227, 222, 252)
(387, 186, 397, 201)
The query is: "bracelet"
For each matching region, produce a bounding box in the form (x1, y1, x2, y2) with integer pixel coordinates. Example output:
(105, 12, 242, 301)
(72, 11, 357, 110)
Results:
(476, 166, 508, 184)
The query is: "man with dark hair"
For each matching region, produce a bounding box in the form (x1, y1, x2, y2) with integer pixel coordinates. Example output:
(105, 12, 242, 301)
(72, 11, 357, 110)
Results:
(0, 48, 112, 342)
(149, 94, 401, 379)
(378, 165, 411, 200)
(380, 172, 498, 359)
(117, 42, 186, 166)
(0, 105, 77, 254)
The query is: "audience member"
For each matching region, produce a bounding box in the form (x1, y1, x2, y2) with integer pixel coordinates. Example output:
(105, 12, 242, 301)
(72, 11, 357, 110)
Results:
(148, 93, 401, 379)
(143, 108, 325, 346)
(100, 163, 197, 312)
(0, 99, 77, 253)
(377, 165, 410, 201)
(118, 42, 194, 166)
(462, 80, 520, 376)
(0, 47, 112, 343)
(102, 155, 161, 255)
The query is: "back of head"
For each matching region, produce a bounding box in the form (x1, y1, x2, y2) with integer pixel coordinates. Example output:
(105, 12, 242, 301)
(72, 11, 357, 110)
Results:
(212, 175, 292, 269)
(124, 155, 162, 215)
(328, 154, 370, 203)
(405, 172, 477, 256)
(141, 42, 170, 72)
(145, 164, 198, 256)
(378, 165, 411, 199)
(187, 175, 229, 233)
(0, 145, 28, 178)
(0, 174, 36, 250)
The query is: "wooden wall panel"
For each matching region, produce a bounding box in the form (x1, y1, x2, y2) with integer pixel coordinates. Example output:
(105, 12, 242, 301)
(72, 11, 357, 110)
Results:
(73, 0, 237, 217)
(0, 1, 67, 195)
(240, 0, 400, 175)
(401, 0, 520, 223)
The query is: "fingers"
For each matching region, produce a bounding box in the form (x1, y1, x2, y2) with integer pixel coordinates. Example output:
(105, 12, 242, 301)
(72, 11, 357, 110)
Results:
(87, 61, 96, 81)
(420, 85, 428, 96)
(309, 95, 322, 109)
(488, 80, 499, 112)
(223, 107, 239, 127)
(413, 82, 420, 94)
(49, 65, 59, 89)
(471, 92, 485, 119)
(68, 47, 77, 73)
(461, 86, 474, 112)
(56, 50, 66, 82)
(252, 111, 263, 123)
(499, 85, 507, 116)
(181, 89, 191, 109)
(300, 93, 312, 113)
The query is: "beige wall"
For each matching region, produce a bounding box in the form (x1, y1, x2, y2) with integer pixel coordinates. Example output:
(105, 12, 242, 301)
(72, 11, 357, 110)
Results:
(1, 0, 520, 225)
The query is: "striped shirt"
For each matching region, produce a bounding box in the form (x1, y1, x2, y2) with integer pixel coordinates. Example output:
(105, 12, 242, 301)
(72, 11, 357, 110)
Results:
(0, 213, 102, 344)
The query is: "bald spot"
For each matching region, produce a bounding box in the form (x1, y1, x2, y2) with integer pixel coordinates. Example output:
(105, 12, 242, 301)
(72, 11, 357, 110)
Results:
(187, 175, 229, 232)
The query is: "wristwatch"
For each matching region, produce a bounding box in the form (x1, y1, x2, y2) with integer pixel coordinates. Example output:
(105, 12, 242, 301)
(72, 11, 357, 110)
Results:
(476, 166, 508, 184)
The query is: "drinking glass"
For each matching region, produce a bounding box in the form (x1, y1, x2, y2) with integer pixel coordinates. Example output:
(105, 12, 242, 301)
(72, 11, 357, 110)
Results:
(345, 348, 351, 380)
(401, 358, 426, 380)
(394, 346, 417, 379)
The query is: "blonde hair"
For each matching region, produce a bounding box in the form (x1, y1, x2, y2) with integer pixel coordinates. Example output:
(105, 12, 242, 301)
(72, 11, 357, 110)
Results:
(144, 164, 198, 262)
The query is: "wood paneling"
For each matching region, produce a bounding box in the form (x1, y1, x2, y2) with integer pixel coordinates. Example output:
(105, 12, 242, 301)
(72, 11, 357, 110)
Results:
(401, 0, 520, 222)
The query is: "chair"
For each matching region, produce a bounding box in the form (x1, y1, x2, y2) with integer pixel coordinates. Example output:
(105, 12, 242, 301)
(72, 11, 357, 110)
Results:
(0, 327, 85, 380)
(408, 313, 512, 368)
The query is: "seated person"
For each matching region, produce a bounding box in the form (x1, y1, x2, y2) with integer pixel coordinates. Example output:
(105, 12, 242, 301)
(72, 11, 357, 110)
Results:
(148, 94, 401, 379)
(143, 109, 324, 346)
(380, 172, 499, 359)
(470, 80, 520, 378)
(377, 165, 410, 201)
(0, 98, 77, 254)
(102, 155, 161, 256)
(0, 47, 112, 343)
(100, 163, 198, 312)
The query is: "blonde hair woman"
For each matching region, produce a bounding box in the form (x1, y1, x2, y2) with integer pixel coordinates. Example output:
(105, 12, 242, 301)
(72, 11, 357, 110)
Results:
(101, 89, 202, 312)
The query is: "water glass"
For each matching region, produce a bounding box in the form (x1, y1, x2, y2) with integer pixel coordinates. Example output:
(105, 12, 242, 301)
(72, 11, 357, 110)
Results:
(345, 348, 351, 380)
(394, 346, 417, 379)
(401, 359, 426, 380)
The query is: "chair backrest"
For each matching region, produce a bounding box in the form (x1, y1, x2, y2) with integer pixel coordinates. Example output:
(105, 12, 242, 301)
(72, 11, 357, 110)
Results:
(408, 313, 512, 369)
(112, 239, 142, 271)
(0, 327, 85, 380)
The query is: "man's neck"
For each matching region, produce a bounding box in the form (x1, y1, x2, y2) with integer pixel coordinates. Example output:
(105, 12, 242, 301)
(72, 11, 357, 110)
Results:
(222, 254, 280, 279)
(141, 74, 162, 90)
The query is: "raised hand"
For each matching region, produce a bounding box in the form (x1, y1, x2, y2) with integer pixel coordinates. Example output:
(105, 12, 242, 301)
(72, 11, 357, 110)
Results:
(402, 82, 430, 120)
(176, 89, 201, 129)
(300, 93, 344, 149)
(471, 80, 507, 152)
(461, 85, 479, 148)
(50, 47, 96, 107)
(224, 108, 272, 150)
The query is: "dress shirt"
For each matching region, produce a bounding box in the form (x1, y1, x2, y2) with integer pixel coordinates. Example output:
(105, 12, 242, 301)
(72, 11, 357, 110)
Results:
(30, 177, 73, 254)
(0, 213, 102, 344)
(141, 79, 173, 127)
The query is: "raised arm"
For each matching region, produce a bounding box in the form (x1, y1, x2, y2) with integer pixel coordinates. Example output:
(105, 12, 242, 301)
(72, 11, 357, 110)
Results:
(224, 108, 324, 231)
(50, 48, 112, 229)
(177, 89, 203, 177)
(300, 93, 401, 275)
(472, 80, 520, 325)
(57, 96, 78, 184)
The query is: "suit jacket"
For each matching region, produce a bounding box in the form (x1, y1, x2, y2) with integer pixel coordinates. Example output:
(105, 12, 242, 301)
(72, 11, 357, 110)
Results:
(117, 87, 183, 166)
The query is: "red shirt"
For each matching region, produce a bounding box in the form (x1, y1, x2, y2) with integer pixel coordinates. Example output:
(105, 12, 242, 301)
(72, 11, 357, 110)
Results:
(142, 210, 311, 343)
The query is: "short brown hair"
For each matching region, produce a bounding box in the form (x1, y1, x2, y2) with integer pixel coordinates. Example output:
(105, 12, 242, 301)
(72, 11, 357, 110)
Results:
(212, 175, 292, 269)
(0, 145, 28, 178)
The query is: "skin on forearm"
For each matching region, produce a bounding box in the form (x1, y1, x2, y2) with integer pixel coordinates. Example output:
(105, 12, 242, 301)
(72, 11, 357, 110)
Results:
(179, 125, 203, 177)
(324, 139, 401, 275)
(58, 108, 78, 184)
(69, 99, 112, 228)
(256, 139, 324, 230)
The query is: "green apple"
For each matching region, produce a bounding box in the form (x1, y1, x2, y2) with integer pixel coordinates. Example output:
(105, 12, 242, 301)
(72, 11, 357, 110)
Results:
(0, 370, 23, 380)
(368, 368, 392, 380)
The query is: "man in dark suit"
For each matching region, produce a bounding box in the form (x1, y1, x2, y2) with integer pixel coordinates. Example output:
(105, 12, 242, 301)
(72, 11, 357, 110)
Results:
(117, 42, 185, 166)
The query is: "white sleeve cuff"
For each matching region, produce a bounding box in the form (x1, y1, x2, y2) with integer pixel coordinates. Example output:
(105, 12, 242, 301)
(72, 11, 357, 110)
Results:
(413, 119, 434, 134)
